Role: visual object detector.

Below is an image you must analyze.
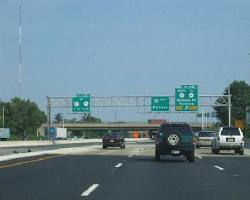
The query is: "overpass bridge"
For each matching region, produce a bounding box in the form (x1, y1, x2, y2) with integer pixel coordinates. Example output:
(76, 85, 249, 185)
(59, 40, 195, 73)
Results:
(39, 122, 214, 136)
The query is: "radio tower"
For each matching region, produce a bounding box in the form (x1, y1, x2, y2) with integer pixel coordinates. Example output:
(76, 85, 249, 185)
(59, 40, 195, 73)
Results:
(18, 5, 22, 97)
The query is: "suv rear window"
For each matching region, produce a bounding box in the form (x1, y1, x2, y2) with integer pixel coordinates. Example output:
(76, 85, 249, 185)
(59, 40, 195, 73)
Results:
(221, 127, 240, 136)
(198, 132, 214, 137)
(160, 124, 192, 135)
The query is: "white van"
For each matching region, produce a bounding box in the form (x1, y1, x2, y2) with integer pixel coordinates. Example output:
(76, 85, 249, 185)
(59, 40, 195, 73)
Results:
(212, 127, 244, 155)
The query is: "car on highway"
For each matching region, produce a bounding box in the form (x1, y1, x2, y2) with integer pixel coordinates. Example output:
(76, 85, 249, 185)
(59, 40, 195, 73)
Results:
(196, 131, 216, 148)
(102, 132, 125, 149)
(155, 123, 195, 162)
(212, 127, 244, 155)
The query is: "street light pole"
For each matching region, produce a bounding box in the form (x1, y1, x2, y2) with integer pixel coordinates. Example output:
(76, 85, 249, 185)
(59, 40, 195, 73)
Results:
(2, 106, 4, 128)
(47, 96, 51, 141)
(228, 83, 232, 127)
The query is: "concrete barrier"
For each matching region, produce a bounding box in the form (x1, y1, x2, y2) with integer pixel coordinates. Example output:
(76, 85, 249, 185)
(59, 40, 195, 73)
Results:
(0, 138, 152, 148)
(245, 138, 250, 148)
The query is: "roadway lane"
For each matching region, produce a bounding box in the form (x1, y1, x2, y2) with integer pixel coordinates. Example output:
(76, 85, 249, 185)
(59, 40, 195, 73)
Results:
(92, 146, 250, 200)
(0, 144, 250, 200)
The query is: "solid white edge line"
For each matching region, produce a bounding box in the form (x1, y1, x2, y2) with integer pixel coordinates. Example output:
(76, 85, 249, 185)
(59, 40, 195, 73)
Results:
(115, 163, 123, 168)
(214, 165, 224, 171)
(81, 184, 99, 197)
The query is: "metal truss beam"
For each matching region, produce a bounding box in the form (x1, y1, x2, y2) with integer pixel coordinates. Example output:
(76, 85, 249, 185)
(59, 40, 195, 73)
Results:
(48, 95, 229, 108)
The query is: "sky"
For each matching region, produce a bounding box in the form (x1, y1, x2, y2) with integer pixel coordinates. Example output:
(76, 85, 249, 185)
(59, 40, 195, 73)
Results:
(0, 0, 250, 122)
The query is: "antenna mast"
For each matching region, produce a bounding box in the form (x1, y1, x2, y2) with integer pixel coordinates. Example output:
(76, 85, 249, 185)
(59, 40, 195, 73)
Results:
(18, 5, 22, 97)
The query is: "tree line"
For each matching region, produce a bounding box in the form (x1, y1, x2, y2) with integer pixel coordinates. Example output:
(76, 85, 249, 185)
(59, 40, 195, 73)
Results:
(214, 81, 250, 128)
(53, 113, 102, 124)
(0, 97, 46, 140)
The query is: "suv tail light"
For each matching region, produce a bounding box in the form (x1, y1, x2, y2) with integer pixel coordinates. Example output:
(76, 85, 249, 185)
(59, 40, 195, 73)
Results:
(192, 138, 196, 145)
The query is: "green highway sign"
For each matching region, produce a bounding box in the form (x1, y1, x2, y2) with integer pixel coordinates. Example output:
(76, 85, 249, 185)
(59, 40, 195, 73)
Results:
(151, 96, 170, 112)
(72, 94, 91, 113)
(175, 87, 198, 111)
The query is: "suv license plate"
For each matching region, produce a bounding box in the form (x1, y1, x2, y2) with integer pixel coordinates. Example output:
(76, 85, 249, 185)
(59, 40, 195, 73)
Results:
(110, 140, 114, 142)
(171, 150, 180, 154)
(226, 138, 235, 142)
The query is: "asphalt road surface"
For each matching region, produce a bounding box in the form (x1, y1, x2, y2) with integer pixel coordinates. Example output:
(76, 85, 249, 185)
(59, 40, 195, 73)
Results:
(0, 144, 250, 200)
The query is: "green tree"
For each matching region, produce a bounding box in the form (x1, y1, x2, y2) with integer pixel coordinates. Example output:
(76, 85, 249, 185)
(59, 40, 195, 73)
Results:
(54, 113, 63, 123)
(80, 114, 102, 123)
(214, 81, 250, 125)
(4, 97, 46, 139)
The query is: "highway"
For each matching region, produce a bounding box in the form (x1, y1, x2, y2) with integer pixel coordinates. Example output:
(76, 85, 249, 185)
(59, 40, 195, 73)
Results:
(0, 144, 250, 200)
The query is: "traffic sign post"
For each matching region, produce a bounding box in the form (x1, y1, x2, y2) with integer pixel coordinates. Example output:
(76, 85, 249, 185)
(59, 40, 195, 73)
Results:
(151, 96, 170, 112)
(175, 87, 198, 111)
(72, 94, 91, 113)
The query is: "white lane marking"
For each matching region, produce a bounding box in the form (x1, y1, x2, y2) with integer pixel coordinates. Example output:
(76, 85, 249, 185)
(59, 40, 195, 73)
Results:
(81, 184, 99, 197)
(115, 163, 123, 168)
(214, 165, 224, 171)
(196, 155, 202, 159)
(232, 174, 240, 177)
(128, 155, 132, 158)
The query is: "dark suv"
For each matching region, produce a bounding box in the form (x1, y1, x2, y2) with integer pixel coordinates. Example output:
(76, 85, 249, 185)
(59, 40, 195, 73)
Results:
(155, 123, 195, 162)
(102, 132, 125, 149)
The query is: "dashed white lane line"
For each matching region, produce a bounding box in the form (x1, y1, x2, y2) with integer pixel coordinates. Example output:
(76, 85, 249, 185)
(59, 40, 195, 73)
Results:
(81, 184, 99, 197)
(115, 163, 123, 168)
(196, 155, 202, 159)
(214, 165, 224, 171)
(128, 155, 132, 158)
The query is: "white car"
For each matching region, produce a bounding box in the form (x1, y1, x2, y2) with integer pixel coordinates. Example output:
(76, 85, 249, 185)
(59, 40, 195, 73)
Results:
(196, 131, 215, 148)
(212, 127, 244, 155)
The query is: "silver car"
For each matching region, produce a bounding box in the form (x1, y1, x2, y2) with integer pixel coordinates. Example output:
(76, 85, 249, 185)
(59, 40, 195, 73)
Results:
(196, 131, 216, 148)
